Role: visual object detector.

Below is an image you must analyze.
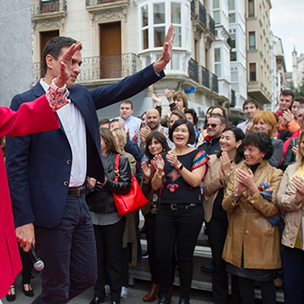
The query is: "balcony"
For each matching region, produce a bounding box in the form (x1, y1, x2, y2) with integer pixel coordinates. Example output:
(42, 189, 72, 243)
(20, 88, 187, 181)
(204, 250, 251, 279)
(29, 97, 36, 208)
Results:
(33, 53, 137, 85)
(188, 58, 199, 84)
(32, 0, 67, 19)
(86, 0, 129, 13)
(201, 66, 210, 88)
(212, 73, 219, 93)
(191, 0, 207, 32)
(203, 14, 216, 43)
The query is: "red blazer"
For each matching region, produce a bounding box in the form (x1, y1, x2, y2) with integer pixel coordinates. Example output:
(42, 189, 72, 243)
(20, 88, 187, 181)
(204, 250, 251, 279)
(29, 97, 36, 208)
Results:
(0, 95, 59, 299)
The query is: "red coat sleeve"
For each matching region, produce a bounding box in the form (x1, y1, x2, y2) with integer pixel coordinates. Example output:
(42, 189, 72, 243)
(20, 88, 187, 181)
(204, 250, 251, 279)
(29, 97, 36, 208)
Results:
(0, 94, 59, 138)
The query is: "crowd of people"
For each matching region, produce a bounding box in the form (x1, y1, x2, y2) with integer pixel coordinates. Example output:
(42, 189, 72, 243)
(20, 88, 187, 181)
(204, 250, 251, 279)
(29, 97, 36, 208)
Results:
(2, 27, 304, 304)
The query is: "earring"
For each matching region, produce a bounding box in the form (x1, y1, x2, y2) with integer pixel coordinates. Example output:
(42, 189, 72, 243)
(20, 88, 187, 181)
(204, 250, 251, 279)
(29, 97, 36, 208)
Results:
(236, 146, 238, 149)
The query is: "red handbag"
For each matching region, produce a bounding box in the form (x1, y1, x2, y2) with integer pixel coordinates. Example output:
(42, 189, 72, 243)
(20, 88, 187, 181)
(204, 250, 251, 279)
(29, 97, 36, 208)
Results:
(112, 154, 148, 216)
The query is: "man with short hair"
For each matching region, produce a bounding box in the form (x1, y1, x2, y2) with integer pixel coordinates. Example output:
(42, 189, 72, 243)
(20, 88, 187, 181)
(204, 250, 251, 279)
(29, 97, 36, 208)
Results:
(139, 108, 169, 149)
(117, 100, 141, 140)
(237, 99, 260, 134)
(198, 114, 226, 155)
(6, 26, 175, 304)
(276, 89, 300, 134)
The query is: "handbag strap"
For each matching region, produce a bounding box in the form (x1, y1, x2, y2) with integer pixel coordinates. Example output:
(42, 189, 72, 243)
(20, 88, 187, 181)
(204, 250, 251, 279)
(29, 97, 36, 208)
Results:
(114, 154, 121, 182)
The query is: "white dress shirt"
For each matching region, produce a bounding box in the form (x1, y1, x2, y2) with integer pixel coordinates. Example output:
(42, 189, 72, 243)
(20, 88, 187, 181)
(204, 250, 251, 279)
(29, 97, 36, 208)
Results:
(40, 79, 87, 187)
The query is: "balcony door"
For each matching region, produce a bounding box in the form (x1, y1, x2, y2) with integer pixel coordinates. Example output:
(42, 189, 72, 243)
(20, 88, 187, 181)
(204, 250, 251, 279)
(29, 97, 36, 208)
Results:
(99, 22, 121, 78)
(40, 30, 59, 77)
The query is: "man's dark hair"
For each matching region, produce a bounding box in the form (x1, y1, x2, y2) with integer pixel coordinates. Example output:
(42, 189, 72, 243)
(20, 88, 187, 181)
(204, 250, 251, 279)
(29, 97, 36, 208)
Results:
(184, 108, 198, 125)
(209, 114, 227, 126)
(144, 132, 170, 160)
(280, 89, 295, 100)
(43, 36, 82, 75)
(120, 100, 133, 109)
(99, 118, 110, 127)
(294, 96, 304, 104)
(242, 99, 259, 110)
(242, 132, 273, 160)
(169, 119, 196, 144)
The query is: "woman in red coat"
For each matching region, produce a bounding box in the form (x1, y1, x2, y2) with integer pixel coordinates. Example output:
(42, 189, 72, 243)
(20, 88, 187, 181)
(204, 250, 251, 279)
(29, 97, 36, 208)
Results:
(0, 41, 81, 300)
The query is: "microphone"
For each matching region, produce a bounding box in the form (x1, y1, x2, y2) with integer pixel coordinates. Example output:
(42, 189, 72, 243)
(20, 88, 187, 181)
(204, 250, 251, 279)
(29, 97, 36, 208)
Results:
(28, 245, 44, 271)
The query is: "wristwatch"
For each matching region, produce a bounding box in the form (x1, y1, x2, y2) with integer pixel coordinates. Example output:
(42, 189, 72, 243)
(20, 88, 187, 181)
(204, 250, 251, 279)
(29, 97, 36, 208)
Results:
(176, 162, 183, 171)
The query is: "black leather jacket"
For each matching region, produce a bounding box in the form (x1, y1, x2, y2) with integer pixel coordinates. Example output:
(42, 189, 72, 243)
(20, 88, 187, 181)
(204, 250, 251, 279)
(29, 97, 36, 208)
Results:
(86, 151, 131, 214)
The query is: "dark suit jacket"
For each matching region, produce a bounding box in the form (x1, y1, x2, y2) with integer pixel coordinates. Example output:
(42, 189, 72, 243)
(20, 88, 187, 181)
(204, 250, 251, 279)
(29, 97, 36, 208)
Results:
(6, 64, 164, 228)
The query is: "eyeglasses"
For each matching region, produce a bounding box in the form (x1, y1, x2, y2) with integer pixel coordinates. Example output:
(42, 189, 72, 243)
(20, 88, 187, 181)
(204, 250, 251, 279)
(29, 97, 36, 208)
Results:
(207, 123, 220, 128)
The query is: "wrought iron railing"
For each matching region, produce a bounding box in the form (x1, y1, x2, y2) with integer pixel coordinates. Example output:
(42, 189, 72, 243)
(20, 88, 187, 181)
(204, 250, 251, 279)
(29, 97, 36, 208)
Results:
(198, 2, 207, 28)
(33, 0, 66, 14)
(212, 73, 218, 93)
(209, 14, 216, 37)
(188, 58, 199, 83)
(231, 89, 236, 106)
(86, 0, 122, 5)
(33, 53, 137, 84)
(201, 66, 210, 88)
(191, 0, 195, 16)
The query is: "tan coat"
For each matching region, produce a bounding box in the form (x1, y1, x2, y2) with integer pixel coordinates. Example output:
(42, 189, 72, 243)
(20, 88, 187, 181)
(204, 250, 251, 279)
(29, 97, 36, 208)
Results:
(222, 160, 282, 269)
(276, 162, 304, 249)
(203, 155, 244, 223)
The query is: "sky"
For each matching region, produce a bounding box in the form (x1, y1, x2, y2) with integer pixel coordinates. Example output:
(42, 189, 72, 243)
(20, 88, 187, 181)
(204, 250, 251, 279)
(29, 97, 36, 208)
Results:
(270, 0, 304, 72)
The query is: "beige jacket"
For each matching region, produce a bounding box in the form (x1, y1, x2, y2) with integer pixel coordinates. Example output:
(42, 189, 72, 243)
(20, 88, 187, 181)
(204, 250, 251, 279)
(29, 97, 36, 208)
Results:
(203, 155, 244, 222)
(276, 162, 304, 249)
(222, 160, 283, 269)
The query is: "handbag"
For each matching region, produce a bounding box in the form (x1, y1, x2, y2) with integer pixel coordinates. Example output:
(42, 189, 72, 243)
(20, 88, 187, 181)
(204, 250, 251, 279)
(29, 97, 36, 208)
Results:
(112, 154, 148, 216)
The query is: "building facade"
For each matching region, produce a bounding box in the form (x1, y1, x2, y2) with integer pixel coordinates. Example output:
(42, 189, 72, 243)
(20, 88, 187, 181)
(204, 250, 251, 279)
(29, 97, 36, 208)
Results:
(245, 0, 272, 106)
(31, 0, 223, 123)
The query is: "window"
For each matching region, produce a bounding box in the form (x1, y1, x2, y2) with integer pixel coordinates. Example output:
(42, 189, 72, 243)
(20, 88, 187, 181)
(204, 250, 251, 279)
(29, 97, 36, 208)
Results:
(213, 11, 220, 24)
(171, 3, 182, 47)
(213, 0, 219, 9)
(229, 13, 236, 23)
(230, 51, 237, 61)
(249, 32, 256, 50)
(230, 33, 236, 48)
(153, 3, 165, 47)
(249, 63, 256, 81)
(248, 0, 254, 17)
(228, 0, 235, 10)
(214, 48, 221, 77)
(231, 70, 238, 81)
(213, 0, 220, 24)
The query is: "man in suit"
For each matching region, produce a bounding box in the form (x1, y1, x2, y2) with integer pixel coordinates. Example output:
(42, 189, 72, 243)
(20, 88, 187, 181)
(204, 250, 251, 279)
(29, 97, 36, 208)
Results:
(6, 26, 175, 304)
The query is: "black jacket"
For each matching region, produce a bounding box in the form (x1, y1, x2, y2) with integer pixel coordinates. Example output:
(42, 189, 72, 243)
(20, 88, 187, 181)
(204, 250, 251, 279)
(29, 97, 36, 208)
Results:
(86, 151, 131, 214)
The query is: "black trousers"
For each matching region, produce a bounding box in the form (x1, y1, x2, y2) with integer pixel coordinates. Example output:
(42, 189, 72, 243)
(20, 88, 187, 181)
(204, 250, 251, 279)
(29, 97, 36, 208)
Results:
(33, 195, 97, 304)
(283, 245, 304, 304)
(145, 212, 176, 285)
(206, 217, 229, 304)
(93, 217, 126, 302)
(155, 204, 203, 301)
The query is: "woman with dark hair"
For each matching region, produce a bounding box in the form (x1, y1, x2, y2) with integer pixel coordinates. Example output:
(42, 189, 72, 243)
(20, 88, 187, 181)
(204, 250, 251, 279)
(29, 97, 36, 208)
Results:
(167, 110, 187, 149)
(87, 128, 131, 304)
(151, 119, 209, 304)
(184, 108, 200, 147)
(203, 127, 244, 303)
(222, 132, 283, 304)
(140, 132, 171, 302)
(276, 130, 304, 304)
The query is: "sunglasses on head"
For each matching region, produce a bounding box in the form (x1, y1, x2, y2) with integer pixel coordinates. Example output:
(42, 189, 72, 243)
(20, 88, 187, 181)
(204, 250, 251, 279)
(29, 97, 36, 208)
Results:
(207, 123, 220, 128)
